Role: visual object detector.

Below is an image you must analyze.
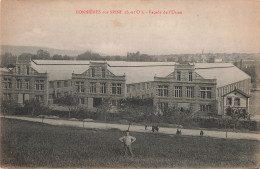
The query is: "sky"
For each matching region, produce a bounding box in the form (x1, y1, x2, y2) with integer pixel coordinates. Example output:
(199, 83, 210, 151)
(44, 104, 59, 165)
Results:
(1, 0, 260, 55)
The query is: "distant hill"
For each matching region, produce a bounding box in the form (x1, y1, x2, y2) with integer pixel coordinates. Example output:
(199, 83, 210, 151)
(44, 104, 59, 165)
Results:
(1, 45, 85, 56)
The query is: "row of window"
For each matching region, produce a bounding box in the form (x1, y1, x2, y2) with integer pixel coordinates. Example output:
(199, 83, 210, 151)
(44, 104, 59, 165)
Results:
(75, 82, 122, 95)
(157, 102, 212, 112)
(2, 79, 45, 90)
(49, 81, 70, 88)
(127, 83, 154, 93)
(91, 68, 106, 78)
(226, 97, 241, 106)
(176, 71, 193, 81)
(157, 86, 212, 99)
(16, 66, 30, 75)
(2, 93, 44, 102)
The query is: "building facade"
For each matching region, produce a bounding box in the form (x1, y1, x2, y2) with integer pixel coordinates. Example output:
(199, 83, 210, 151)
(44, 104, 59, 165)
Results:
(126, 64, 217, 114)
(1, 58, 48, 105)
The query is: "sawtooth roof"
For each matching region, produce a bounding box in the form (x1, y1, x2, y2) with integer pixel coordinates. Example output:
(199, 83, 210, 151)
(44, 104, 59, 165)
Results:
(31, 60, 250, 88)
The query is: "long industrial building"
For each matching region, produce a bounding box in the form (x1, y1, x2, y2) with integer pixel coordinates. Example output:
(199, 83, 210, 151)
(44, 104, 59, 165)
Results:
(1, 58, 251, 115)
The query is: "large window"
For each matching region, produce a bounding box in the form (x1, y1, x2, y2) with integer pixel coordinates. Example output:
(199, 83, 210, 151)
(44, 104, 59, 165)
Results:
(174, 86, 182, 98)
(35, 95, 43, 102)
(26, 66, 30, 75)
(64, 81, 68, 87)
(112, 83, 122, 95)
(102, 69, 106, 78)
(89, 82, 96, 93)
(100, 83, 106, 94)
(200, 87, 212, 99)
(146, 83, 150, 90)
(189, 72, 193, 81)
(17, 66, 21, 74)
(25, 79, 30, 89)
(35, 80, 44, 90)
(158, 85, 168, 97)
(16, 79, 22, 89)
(177, 71, 181, 81)
(3, 93, 11, 100)
(234, 98, 240, 106)
(226, 97, 232, 105)
(49, 82, 54, 88)
(91, 68, 95, 77)
(3, 78, 12, 89)
(57, 81, 61, 88)
(186, 86, 194, 98)
(158, 102, 168, 112)
(79, 98, 85, 104)
(75, 81, 84, 93)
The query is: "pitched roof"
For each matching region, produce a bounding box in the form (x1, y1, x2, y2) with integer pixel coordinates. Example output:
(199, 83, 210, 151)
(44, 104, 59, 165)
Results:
(31, 60, 250, 88)
(222, 88, 250, 98)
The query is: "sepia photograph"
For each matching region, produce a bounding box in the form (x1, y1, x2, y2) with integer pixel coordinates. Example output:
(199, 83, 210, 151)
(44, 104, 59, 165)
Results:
(1, 0, 260, 168)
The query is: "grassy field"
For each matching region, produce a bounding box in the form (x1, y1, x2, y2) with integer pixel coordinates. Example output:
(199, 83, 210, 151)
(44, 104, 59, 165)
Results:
(1, 118, 259, 168)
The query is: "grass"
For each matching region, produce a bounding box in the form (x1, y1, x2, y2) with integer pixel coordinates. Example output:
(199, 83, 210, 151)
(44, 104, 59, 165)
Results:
(1, 118, 259, 168)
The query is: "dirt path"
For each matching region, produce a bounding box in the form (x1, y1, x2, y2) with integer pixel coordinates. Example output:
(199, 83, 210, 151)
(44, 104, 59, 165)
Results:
(3, 116, 260, 141)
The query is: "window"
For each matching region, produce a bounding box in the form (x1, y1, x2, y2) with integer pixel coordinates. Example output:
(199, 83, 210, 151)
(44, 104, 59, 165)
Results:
(64, 81, 68, 87)
(91, 68, 95, 77)
(100, 83, 106, 94)
(142, 83, 145, 90)
(17, 66, 21, 74)
(146, 83, 150, 90)
(111, 100, 117, 106)
(89, 82, 96, 93)
(75, 82, 84, 93)
(174, 86, 182, 98)
(158, 85, 168, 97)
(57, 81, 61, 88)
(102, 69, 106, 78)
(64, 92, 68, 96)
(186, 86, 194, 98)
(3, 78, 12, 89)
(234, 98, 240, 106)
(3, 93, 11, 100)
(226, 97, 232, 105)
(49, 94, 54, 99)
(177, 71, 181, 81)
(127, 86, 130, 93)
(16, 79, 22, 89)
(189, 72, 192, 81)
(200, 105, 211, 112)
(35, 95, 43, 102)
(26, 66, 30, 75)
(112, 83, 122, 95)
(35, 80, 44, 90)
(25, 80, 30, 89)
(79, 98, 85, 104)
(158, 102, 168, 112)
(49, 82, 54, 88)
(200, 87, 212, 99)
(132, 85, 136, 92)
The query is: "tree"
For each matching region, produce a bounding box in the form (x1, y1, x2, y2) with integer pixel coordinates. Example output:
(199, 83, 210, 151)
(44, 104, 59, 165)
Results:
(23, 99, 48, 116)
(52, 54, 63, 60)
(35, 49, 51, 60)
(120, 98, 157, 123)
(226, 107, 249, 130)
(96, 98, 112, 122)
(1, 99, 19, 115)
(53, 95, 79, 118)
(1, 53, 16, 67)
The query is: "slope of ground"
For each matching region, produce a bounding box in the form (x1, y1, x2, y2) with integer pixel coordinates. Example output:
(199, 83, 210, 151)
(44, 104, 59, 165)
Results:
(1, 118, 259, 168)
